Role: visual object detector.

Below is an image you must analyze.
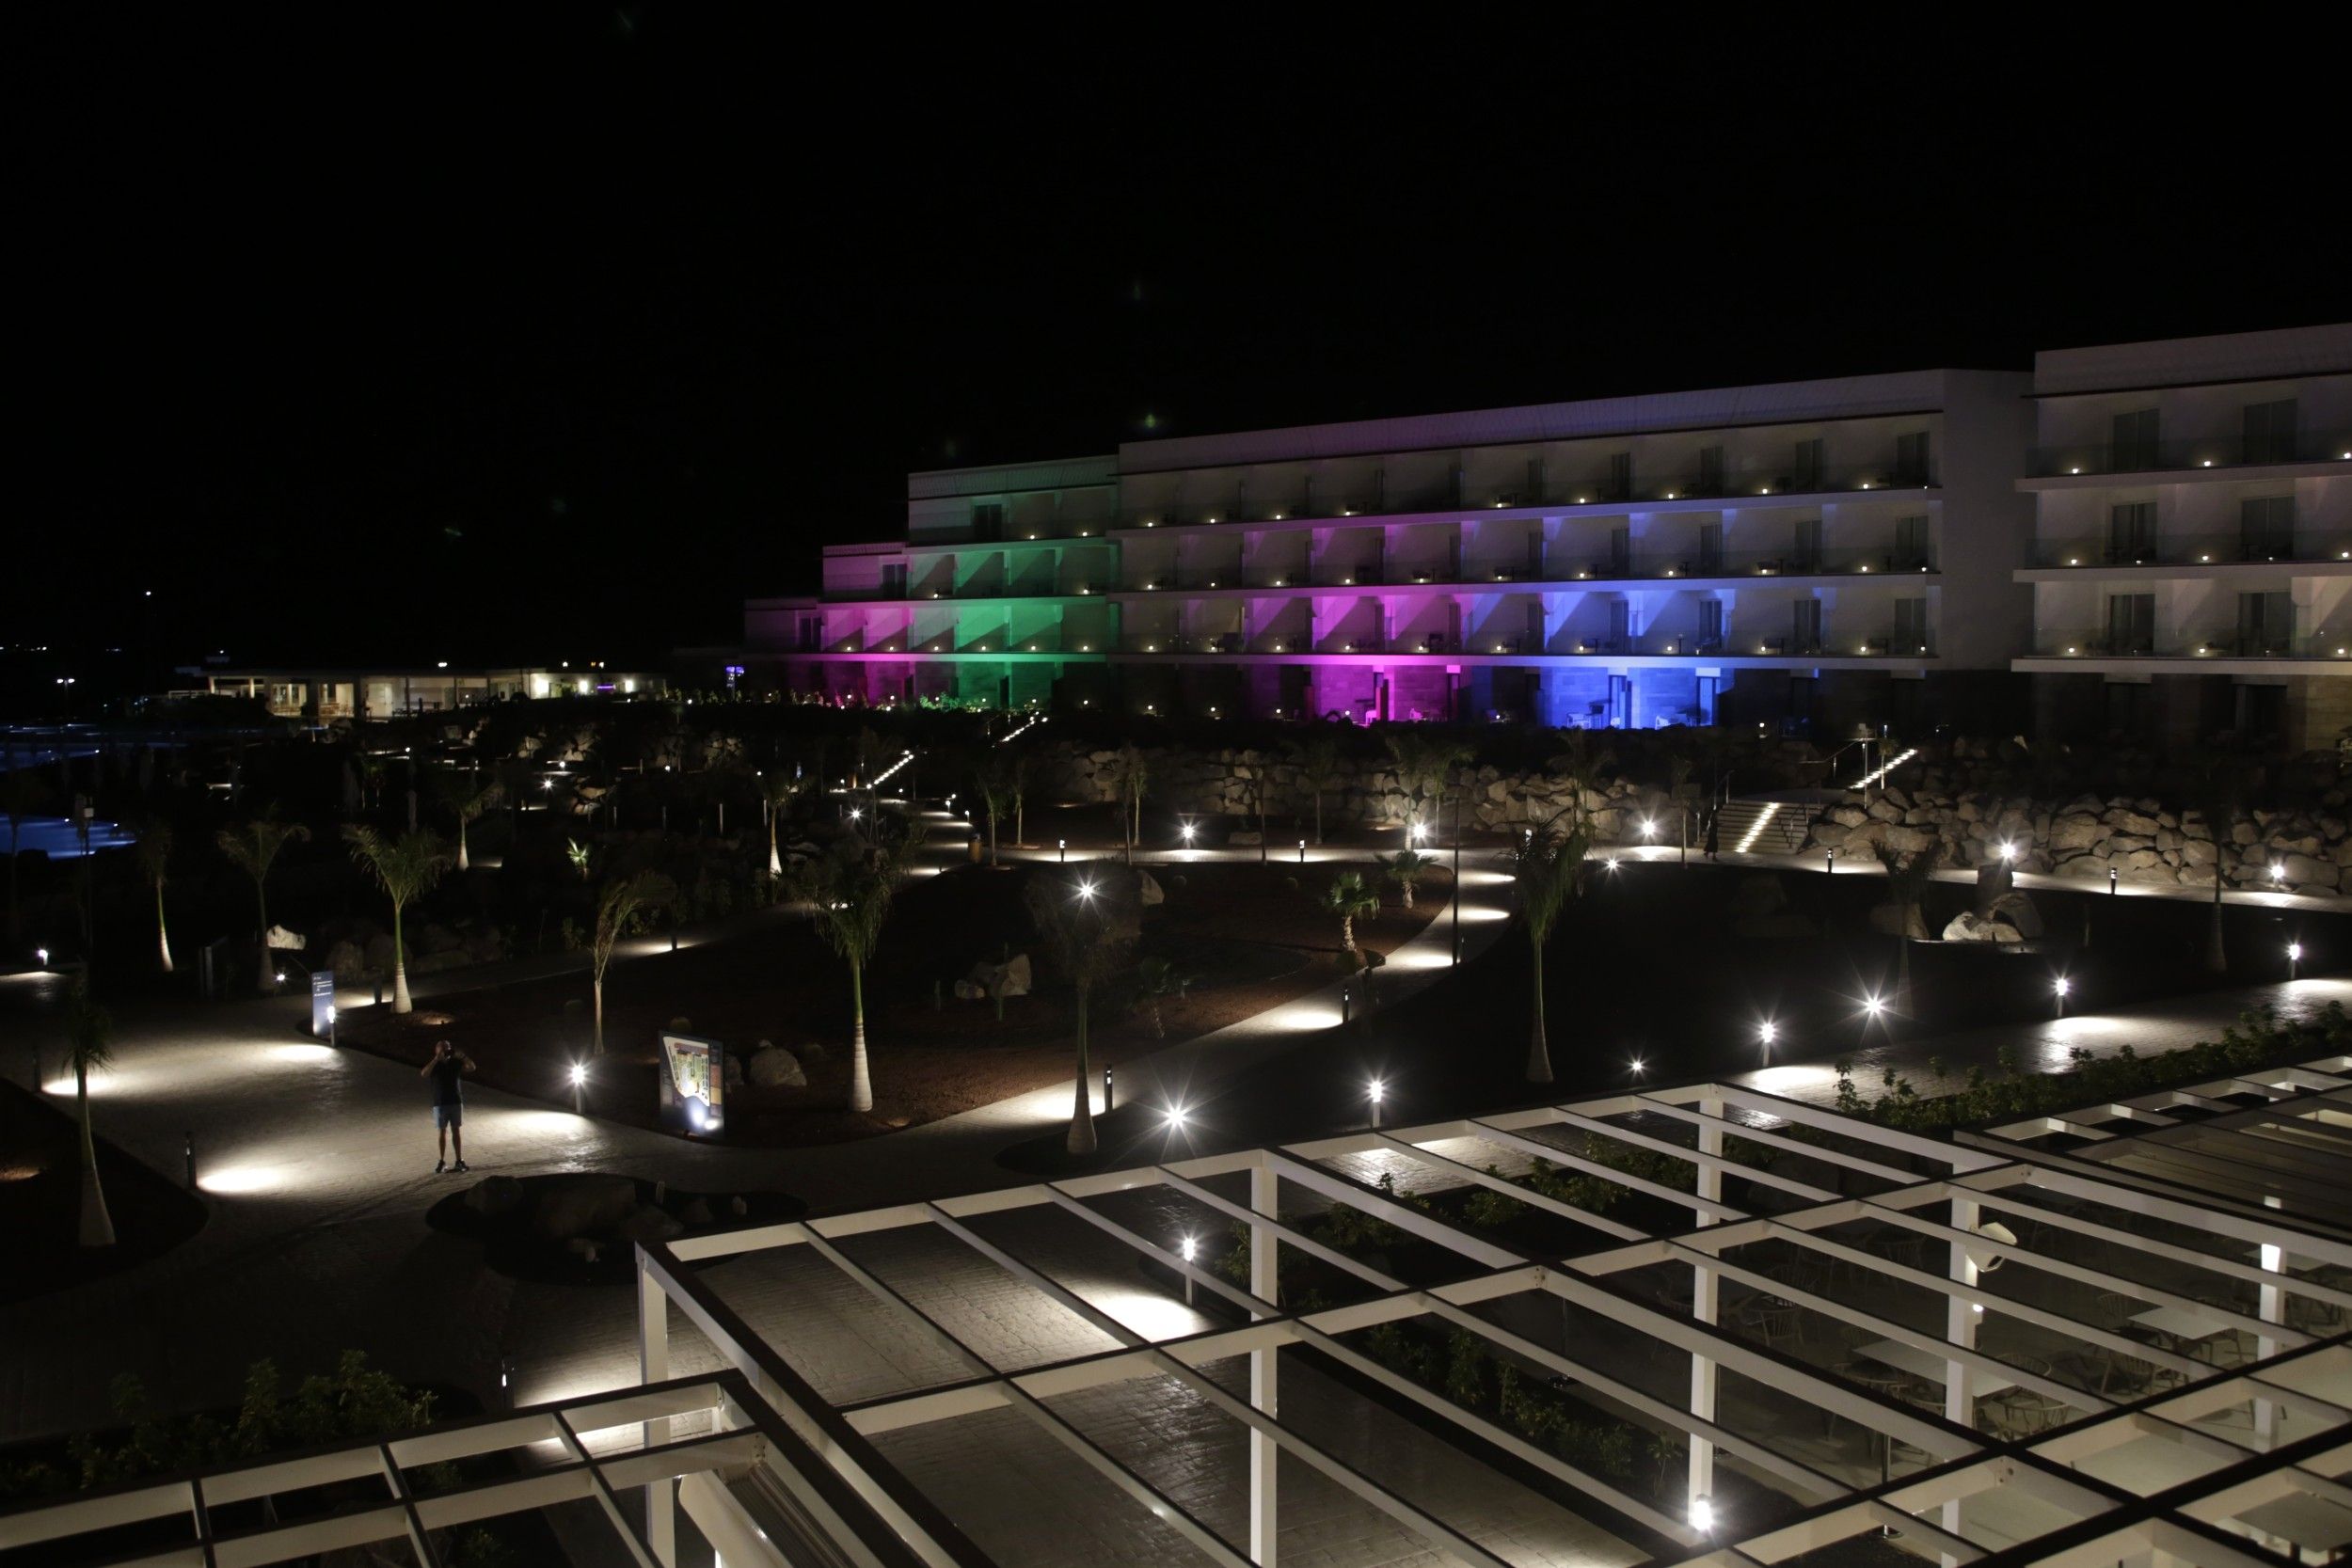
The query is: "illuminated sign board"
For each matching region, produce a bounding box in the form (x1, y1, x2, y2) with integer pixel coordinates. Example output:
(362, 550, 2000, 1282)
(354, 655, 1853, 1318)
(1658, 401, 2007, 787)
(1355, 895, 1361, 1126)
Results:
(658, 1032, 726, 1135)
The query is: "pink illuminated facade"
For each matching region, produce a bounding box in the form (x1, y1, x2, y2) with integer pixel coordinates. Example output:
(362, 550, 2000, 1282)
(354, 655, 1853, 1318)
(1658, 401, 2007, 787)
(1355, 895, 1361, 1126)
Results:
(751, 368, 2042, 735)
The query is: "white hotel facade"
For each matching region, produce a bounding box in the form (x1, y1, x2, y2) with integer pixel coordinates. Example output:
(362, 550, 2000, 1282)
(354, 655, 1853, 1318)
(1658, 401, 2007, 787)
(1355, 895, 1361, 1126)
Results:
(748, 325, 2352, 747)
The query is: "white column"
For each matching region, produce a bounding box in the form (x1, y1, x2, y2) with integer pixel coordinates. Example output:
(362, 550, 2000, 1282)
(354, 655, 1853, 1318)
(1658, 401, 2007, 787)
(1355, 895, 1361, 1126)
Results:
(1689, 1096, 1721, 1513)
(639, 1259, 675, 1567)
(1943, 1196, 1979, 1562)
(1250, 1160, 1279, 1566)
(2257, 1196, 2284, 1443)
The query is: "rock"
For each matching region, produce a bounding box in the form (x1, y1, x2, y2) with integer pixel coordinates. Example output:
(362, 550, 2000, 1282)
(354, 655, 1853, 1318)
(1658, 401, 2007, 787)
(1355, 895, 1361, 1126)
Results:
(722, 1053, 745, 1090)
(748, 1045, 806, 1088)
(2046, 815, 2106, 853)
(2282, 852, 2331, 885)
(565, 1237, 602, 1264)
(462, 1175, 525, 1218)
(1985, 890, 2043, 940)
(1943, 911, 2025, 943)
(2115, 811, 2161, 835)
(679, 1196, 714, 1227)
(1974, 860, 2015, 912)
(324, 939, 368, 979)
(616, 1203, 686, 1245)
(533, 1175, 638, 1241)
(1136, 870, 1164, 906)
(265, 924, 307, 951)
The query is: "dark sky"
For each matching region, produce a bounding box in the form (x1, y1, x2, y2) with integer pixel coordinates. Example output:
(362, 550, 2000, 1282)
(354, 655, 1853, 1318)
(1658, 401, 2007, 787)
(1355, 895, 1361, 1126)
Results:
(15, 11, 2348, 682)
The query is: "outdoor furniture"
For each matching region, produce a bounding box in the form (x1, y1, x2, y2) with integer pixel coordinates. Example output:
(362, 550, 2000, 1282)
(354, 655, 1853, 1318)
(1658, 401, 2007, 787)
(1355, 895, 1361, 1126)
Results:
(1982, 1386, 2068, 1441)
(2131, 1304, 2233, 1358)
(2235, 1492, 2352, 1561)
(1736, 1291, 1802, 1352)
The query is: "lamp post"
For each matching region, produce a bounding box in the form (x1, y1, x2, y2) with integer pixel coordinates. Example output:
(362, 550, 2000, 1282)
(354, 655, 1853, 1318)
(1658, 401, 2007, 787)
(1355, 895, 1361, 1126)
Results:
(1825, 847, 1836, 877)
(2053, 975, 2071, 1018)
(1177, 1234, 1198, 1307)
(1057, 838, 1066, 863)
(570, 1060, 587, 1115)
(1368, 1076, 1386, 1128)
(2109, 867, 2119, 896)
(2289, 941, 2302, 982)
(1758, 1020, 1776, 1063)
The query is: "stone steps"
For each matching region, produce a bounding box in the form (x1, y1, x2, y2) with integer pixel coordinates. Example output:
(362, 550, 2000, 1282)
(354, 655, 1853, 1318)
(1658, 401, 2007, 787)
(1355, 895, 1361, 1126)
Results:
(1715, 800, 1814, 855)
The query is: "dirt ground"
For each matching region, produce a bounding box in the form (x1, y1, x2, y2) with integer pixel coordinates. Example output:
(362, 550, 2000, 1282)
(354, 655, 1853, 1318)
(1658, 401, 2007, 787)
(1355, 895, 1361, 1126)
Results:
(340, 856, 1446, 1146)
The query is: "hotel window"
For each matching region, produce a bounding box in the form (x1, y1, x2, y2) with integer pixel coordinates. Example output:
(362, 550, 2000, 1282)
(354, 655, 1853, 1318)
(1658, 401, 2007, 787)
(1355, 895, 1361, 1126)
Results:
(971, 501, 1006, 541)
(1790, 598, 1821, 652)
(1791, 518, 1821, 571)
(1606, 598, 1630, 647)
(1608, 526, 1630, 572)
(2237, 590, 2294, 654)
(1605, 451, 1632, 501)
(2241, 496, 2296, 559)
(1695, 445, 1725, 495)
(2106, 593, 2154, 654)
(1698, 522, 1724, 572)
(1790, 437, 1825, 491)
(880, 563, 908, 596)
(2111, 408, 2160, 470)
(1700, 598, 1724, 648)
(2108, 502, 2155, 562)
(1893, 431, 1931, 485)
(797, 616, 821, 652)
(2244, 399, 2299, 465)
(1895, 515, 1929, 566)
(1895, 597, 1928, 652)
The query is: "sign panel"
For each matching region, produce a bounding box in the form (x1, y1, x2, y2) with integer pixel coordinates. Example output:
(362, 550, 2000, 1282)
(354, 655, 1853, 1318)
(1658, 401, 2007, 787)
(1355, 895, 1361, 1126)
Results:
(658, 1032, 726, 1135)
(311, 970, 336, 1038)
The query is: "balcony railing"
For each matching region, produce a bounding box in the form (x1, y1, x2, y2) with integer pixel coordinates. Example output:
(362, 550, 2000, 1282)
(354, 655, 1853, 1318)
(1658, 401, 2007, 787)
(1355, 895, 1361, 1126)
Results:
(1111, 630, 1937, 658)
(1117, 464, 1939, 528)
(2033, 534, 2352, 569)
(2029, 432, 2352, 478)
(2032, 631, 2352, 660)
(1123, 549, 1935, 594)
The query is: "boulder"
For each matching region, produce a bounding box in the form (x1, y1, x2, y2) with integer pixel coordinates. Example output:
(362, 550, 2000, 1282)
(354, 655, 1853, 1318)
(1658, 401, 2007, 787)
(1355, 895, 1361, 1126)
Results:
(1974, 860, 2015, 912)
(1985, 891, 2043, 940)
(616, 1204, 686, 1245)
(1136, 870, 1165, 906)
(678, 1196, 715, 1227)
(2282, 852, 2333, 886)
(1942, 911, 2025, 943)
(462, 1175, 526, 1218)
(748, 1045, 807, 1088)
(722, 1053, 745, 1090)
(324, 939, 368, 979)
(532, 1175, 638, 1241)
(2046, 815, 2106, 853)
(264, 924, 307, 951)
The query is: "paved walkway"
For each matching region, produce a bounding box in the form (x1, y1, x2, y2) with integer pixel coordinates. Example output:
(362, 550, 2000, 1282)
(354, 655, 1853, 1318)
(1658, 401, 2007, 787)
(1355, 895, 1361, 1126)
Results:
(3, 806, 2337, 1454)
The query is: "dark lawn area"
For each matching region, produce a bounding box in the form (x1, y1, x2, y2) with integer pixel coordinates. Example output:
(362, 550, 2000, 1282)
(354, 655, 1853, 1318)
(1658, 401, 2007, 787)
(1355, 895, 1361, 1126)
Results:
(0, 1080, 209, 1303)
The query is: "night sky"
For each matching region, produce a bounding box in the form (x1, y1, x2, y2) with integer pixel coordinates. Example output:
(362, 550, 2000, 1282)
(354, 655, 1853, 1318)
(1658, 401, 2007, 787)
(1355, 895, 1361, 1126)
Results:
(14, 12, 2347, 695)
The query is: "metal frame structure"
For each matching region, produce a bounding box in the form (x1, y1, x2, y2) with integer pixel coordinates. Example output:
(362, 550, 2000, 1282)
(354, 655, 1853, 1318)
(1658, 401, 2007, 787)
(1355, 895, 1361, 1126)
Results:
(17, 1060, 2352, 1567)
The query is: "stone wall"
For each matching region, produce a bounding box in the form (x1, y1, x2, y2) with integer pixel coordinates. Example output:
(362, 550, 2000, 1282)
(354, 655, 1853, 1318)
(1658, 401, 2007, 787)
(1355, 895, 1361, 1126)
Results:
(1799, 786, 2352, 894)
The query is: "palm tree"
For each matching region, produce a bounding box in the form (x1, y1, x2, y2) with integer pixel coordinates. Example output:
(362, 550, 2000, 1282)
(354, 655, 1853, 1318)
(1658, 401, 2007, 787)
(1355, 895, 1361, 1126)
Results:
(589, 869, 679, 1057)
(1009, 750, 1032, 847)
(1513, 809, 1593, 1084)
(1319, 869, 1380, 952)
(216, 814, 310, 993)
(62, 977, 115, 1247)
(131, 816, 174, 974)
(1383, 729, 1471, 842)
(760, 770, 805, 877)
(1293, 732, 1343, 846)
(435, 771, 502, 872)
(1025, 864, 1141, 1156)
(1547, 730, 1617, 828)
(566, 838, 593, 881)
(788, 843, 899, 1111)
(1874, 841, 1944, 1014)
(1112, 745, 1149, 863)
(1377, 847, 1435, 911)
(975, 752, 1014, 865)
(2193, 757, 2245, 974)
(341, 827, 453, 1014)
(2, 764, 53, 943)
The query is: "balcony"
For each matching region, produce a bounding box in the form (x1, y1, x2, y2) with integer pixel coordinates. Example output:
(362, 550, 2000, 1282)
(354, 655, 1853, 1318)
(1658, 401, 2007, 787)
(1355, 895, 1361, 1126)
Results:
(2029, 631, 2352, 661)
(1120, 548, 1934, 595)
(1116, 464, 1939, 529)
(2028, 432, 2352, 479)
(2029, 533, 2352, 570)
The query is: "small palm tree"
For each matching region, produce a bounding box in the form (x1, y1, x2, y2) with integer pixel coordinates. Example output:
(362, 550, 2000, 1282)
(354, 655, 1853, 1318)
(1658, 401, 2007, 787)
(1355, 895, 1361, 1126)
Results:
(1009, 750, 1032, 847)
(217, 813, 310, 993)
(1547, 729, 1617, 828)
(63, 977, 115, 1247)
(1874, 841, 1945, 1013)
(1319, 870, 1380, 952)
(1294, 733, 1343, 846)
(787, 842, 900, 1110)
(1025, 865, 1141, 1156)
(2194, 758, 2244, 974)
(341, 827, 453, 1014)
(1130, 955, 1193, 1039)
(1383, 729, 1471, 842)
(975, 752, 1015, 865)
(566, 838, 593, 881)
(131, 816, 174, 974)
(589, 869, 679, 1056)
(1514, 809, 1593, 1085)
(435, 771, 502, 872)
(1112, 745, 1149, 863)
(1377, 847, 1435, 911)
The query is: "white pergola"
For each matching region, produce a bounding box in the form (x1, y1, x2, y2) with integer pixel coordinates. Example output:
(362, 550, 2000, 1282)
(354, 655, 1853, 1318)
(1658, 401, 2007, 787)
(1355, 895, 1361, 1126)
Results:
(17, 1061, 2352, 1567)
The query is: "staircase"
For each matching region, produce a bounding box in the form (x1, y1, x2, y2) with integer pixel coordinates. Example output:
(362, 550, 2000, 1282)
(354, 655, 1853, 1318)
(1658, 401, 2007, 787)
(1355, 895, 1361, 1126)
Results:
(1713, 799, 1815, 856)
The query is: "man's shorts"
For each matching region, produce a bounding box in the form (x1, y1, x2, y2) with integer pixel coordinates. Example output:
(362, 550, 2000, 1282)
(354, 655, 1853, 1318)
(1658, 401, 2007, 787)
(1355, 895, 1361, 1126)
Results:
(434, 1102, 464, 1130)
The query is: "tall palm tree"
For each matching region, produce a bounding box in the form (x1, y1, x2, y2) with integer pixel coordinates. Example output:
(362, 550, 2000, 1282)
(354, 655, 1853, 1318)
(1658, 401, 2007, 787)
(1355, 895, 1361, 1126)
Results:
(62, 977, 115, 1247)
(1009, 750, 1032, 847)
(216, 813, 310, 993)
(1547, 729, 1617, 828)
(788, 841, 901, 1111)
(589, 869, 679, 1056)
(760, 770, 805, 877)
(435, 771, 502, 872)
(975, 752, 1015, 865)
(1025, 864, 1141, 1156)
(3, 762, 56, 943)
(1112, 745, 1149, 863)
(2194, 757, 2245, 974)
(1513, 809, 1593, 1085)
(1293, 732, 1343, 846)
(1874, 840, 1944, 1014)
(131, 816, 174, 974)
(1319, 869, 1380, 952)
(341, 827, 453, 1014)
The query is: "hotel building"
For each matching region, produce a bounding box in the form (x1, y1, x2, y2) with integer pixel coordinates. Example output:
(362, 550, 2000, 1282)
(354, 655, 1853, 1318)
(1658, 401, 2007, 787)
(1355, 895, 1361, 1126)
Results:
(749, 326, 2352, 742)
(2011, 325, 2352, 751)
(753, 371, 2037, 737)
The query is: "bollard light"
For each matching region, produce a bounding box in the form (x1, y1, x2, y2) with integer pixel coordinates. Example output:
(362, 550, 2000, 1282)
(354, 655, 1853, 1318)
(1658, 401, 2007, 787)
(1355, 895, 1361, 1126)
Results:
(1825, 847, 1836, 875)
(1058, 838, 1066, 862)
(1297, 838, 1306, 863)
(1629, 1056, 1646, 1078)
(1862, 993, 1883, 1018)
(1103, 1064, 1115, 1113)
(1180, 822, 1197, 844)
(2109, 867, 2119, 895)
(1179, 1233, 1198, 1263)
(1640, 817, 1656, 841)
(1999, 841, 2015, 862)
(2272, 863, 2287, 886)
(1692, 1496, 1714, 1535)
(37, 947, 49, 967)
(2054, 974, 2071, 1017)
(1758, 1021, 1778, 1055)
(2289, 942, 2303, 980)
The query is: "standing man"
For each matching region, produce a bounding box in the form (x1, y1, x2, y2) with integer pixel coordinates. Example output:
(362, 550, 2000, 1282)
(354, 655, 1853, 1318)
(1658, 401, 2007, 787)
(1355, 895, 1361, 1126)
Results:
(420, 1038, 476, 1173)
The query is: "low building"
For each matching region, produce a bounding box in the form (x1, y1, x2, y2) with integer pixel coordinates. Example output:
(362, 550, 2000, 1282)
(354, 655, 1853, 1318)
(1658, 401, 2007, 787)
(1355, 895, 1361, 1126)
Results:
(184, 663, 665, 721)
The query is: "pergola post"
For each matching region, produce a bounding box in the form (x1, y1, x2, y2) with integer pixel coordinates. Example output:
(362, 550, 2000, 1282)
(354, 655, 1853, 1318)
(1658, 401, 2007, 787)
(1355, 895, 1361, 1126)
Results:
(2258, 1195, 2284, 1443)
(1689, 1095, 1722, 1514)
(1250, 1158, 1279, 1565)
(638, 1256, 675, 1567)
(1943, 1193, 1980, 1560)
